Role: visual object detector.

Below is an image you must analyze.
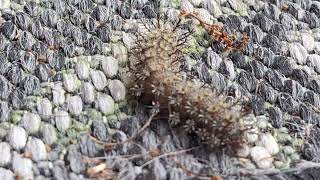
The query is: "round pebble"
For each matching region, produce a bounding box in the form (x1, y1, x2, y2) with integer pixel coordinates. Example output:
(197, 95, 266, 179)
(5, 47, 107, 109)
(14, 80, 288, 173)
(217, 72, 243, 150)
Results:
(37, 98, 53, 120)
(67, 96, 83, 116)
(8, 126, 27, 150)
(55, 110, 71, 132)
(25, 138, 48, 161)
(40, 123, 57, 145)
(250, 146, 273, 169)
(80, 82, 95, 104)
(96, 94, 115, 115)
(108, 79, 126, 102)
(63, 73, 80, 93)
(90, 70, 107, 91)
(75, 60, 90, 80)
(0, 168, 14, 180)
(12, 153, 33, 179)
(20, 112, 41, 134)
(101, 56, 119, 78)
(0, 142, 11, 167)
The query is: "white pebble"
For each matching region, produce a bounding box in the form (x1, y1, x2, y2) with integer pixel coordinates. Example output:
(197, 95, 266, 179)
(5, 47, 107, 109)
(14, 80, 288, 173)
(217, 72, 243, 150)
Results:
(20, 112, 41, 134)
(289, 43, 308, 65)
(108, 79, 126, 102)
(37, 98, 52, 120)
(25, 138, 47, 161)
(0, 168, 14, 180)
(55, 110, 71, 132)
(250, 146, 273, 169)
(52, 83, 66, 106)
(63, 73, 80, 93)
(90, 70, 107, 91)
(96, 94, 115, 115)
(80, 82, 95, 104)
(301, 33, 315, 52)
(101, 56, 119, 78)
(257, 133, 279, 155)
(67, 96, 83, 116)
(12, 153, 33, 179)
(0, 143, 11, 167)
(75, 60, 90, 80)
(40, 124, 57, 145)
(8, 126, 27, 150)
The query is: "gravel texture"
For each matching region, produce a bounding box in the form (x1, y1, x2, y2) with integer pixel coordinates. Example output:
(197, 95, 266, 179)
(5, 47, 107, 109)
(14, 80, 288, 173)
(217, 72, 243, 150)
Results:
(1, 0, 320, 179)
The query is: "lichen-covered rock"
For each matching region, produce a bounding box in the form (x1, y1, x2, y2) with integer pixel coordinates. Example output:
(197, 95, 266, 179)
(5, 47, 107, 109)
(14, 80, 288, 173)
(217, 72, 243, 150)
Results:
(8, 126, 27, 150)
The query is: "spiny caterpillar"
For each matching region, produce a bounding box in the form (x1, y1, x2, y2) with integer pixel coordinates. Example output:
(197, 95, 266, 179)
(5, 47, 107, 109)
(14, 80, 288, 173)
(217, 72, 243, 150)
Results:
(129, 16, 252, 148)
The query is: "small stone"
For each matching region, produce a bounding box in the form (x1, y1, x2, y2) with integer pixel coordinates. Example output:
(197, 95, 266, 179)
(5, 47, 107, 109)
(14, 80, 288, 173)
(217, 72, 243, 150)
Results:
(25, 138, 47, 161)
(101, 56, 119, 78)
(12, 153, 33, 179)
(90, 70, 107, 91)
(204, 0, 222, 17)
(8, 126, 27, 150)
(67, 96, 83, 116)
(258, 133, 279, 155)
(112, 43, 128, 67)
(301, 33, 315, 52)
(41, 123, 57, 145)
(0, 101, 10, 122)
(96, 94, 115, 115)
(20, 112, 41, 134)
(235, 143, 250, 158)
(63, 73, 80, 93)
(91, 121, 109, 141)
(75, 60, 90, 80)
(55, 110, 71, 132)
(250, 146, 273, 169)
(67, 146, 86, 173)
(108, 79, 126, 102)
(206, 48, 222, 70)
(80, 82, 95, 104)
(52, 83, 66, 106)
(37, 98, 53, 120)
(181, 0, 194, 14)
(289, 43, 308, 65)
(0, 143, 11, 167)
(307, 54, 320, 73)
(0, 0, 10, 10)
(0, 168, 14, 180)
(193, 8, 214, 25)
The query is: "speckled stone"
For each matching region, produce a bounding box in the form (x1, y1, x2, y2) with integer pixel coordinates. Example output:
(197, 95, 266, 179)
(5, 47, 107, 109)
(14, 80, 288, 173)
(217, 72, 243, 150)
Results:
(108, 79, 126, 102)
(8, 126, 27, 150)
(289, 43, 308, 65)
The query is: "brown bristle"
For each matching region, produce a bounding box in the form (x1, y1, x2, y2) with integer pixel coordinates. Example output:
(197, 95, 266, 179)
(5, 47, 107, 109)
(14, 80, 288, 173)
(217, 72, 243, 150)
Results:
(129, 17, 252, 147)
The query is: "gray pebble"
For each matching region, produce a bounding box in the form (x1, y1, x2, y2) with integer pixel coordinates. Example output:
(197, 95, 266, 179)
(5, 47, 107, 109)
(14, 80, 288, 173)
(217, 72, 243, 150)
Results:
(301, 33, 315, 52)
(0, 142, 11, 167)
(108, 79, 126, 102)
(0, 76, 12, 100)
(37, 98, 53, 120)
(55, 110, 71, 132)
(63, 73, 80, 93)
(52, 83, 66, 106)
(91, 121, 109, 141)
(40, 123, 57, 145)
(307, 54, 320, 73)
(0, 101, 10, 122)
(181, 0, 194, 14)
(207, 48, 222, 70)
(67, 96, 83, 116)
(101, 56, 119, 78)
(289, 43, 308, 65)
(96, 94, 115, 115)
(75, 60, 90, 80)
(80, 82, 95, 104)
(0, 168, 14, 180)
(67, 146, 86, 173)
(25, 138, 47, 161)
(8, 126, 27, 150)
(20, 112, 41, 134)
(12, 153, 33, 179)
(90, 70, 107, 91)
